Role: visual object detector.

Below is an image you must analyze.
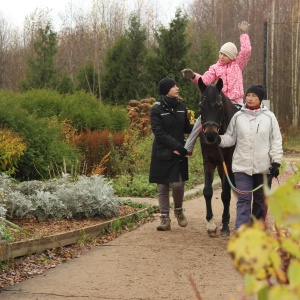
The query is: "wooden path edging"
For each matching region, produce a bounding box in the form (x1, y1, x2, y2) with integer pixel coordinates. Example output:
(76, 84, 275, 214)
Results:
(0, 207, 151, 262)
(0, 179, 222, 262)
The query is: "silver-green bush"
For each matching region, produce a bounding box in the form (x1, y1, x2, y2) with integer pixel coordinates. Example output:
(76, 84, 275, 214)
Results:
(0, 173, 119, 221)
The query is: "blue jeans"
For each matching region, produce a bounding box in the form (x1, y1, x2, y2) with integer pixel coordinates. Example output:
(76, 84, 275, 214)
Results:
(234, 173, 272, 229)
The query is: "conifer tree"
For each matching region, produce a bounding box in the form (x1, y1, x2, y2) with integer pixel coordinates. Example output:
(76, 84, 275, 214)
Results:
(77, 61, 100, 98)
(19, 23, 59, 91)
(101, 14, 148, 104)
(146, 9, 190, 94)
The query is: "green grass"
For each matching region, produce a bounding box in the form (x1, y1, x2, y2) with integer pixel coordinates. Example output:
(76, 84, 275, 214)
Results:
(283, 135, 300, 153)
(112, 144, 204, 197)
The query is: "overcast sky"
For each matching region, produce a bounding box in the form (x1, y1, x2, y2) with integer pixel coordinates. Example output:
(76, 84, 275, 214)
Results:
(1, 0, 192, 29)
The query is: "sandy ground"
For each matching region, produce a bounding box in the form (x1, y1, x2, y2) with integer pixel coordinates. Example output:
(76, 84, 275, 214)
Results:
(0, 184, 279, 300)
(1, 158, 297, 300)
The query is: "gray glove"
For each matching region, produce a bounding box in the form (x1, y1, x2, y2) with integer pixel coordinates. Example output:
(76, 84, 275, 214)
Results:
(238, 21, 250, 34)
(181, 68, 195, 79)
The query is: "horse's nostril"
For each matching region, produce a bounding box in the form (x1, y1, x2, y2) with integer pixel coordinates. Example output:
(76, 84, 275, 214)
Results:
(205, 132, 217, 143)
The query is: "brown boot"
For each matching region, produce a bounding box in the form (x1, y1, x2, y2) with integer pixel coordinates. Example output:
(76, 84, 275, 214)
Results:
(157, 214, 171, 231)
(174, 207, 188, 227)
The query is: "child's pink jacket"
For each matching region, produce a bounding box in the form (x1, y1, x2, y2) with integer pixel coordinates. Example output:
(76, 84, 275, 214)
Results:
(192, 34, 251, 104)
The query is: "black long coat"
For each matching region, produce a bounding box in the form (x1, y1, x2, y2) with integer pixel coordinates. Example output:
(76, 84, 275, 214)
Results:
(149, 96, 193, 184)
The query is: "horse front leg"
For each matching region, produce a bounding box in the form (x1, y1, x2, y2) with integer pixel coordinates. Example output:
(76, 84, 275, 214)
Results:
(203, 169, 217, 236)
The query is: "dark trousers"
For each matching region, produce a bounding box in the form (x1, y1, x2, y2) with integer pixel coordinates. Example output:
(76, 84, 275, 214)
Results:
(234, 172, 272, 229)
(157, 176, 185, 214)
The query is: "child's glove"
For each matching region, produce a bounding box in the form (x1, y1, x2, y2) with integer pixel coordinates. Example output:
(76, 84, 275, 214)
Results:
(269, 162, 280, 178)
(238, 21, 250, 34)
(181, 68, 195, 79)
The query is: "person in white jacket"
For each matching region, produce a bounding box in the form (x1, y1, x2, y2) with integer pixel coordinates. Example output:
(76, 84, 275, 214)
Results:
(218, 84, 283, 230)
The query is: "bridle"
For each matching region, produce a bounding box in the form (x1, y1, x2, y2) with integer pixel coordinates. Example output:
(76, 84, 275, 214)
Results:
(202, 118, 223, 133)
(202, 121, 222, 129)
(200, 93, 224, 134)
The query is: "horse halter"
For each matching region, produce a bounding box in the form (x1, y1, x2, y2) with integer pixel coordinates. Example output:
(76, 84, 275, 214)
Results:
(202, 120, 222, 131)
(200, 94, 224, 133)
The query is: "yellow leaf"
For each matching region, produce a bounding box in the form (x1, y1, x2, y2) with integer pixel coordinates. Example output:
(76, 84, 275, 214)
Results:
(244, 274, 268, 295)
(288, 259, 300, 288)
(227, 222, 278, 275)
(268, 184, 300, 226)
(268, 285, 300, 300)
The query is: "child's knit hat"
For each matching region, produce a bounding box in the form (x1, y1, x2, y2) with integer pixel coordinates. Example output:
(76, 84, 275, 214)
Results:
(220, 42, 238, 60)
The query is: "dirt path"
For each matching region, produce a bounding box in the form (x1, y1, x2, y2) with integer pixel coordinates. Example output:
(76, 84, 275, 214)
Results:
(2, 179, 278, 300)
(1, 159, 297, 299)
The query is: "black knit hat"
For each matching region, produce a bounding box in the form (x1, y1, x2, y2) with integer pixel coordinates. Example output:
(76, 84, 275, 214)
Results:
(158, 77, 176, 95)
(246, 84, 265, 102)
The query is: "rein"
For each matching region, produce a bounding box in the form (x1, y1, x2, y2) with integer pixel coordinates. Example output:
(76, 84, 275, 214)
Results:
(216, 143, 264, 194)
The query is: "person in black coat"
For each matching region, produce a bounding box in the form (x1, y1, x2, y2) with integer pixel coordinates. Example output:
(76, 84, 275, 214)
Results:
(149, 77, 193, 231)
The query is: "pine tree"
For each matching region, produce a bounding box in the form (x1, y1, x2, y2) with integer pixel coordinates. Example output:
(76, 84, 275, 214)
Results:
(77, 61, 100, 98)
(19, 23, 59, 91)
(146, 9, 190, 92)
(101, 14, 148, 104)
(189, 32, 218, 75)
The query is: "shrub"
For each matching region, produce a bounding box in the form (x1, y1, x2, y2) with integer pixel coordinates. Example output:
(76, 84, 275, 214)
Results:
(60, 91, 128, 131)
(17, 89, 129, 132)
(113, 173, 157, 198)
(227, 164, 300, 299)
(0, 173, 120, 221)
(126, 98, 155, 136)
(72, 129, 126, 176)
(55, 175, 119, 219)
(18, 89, 64, 118)
(0, 94, 81, 180)
(0, 128, 27, 175)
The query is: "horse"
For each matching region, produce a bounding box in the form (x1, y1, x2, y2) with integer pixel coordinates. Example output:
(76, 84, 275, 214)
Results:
(197, 77, 238, 236)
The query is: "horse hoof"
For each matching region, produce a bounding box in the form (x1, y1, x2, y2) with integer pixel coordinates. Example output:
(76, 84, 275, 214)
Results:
(220, 229, 230, 237)
(206, 219, 218, 237)
(220, 225, 230, 237)
(207, 228, 218, 238)
(207, 219, 217, 231)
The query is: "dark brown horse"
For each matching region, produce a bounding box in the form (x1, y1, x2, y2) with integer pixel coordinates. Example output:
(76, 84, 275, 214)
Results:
(197, 77, 238, 236)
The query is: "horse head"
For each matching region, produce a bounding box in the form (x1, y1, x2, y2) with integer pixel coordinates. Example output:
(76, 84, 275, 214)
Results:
(198, 77, 224, 144)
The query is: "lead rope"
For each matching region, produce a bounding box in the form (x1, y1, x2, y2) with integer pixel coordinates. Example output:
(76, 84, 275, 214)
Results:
(216, 143, 264, 194)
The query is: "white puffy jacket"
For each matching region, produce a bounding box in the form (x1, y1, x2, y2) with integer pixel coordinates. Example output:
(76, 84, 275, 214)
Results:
(219, 104, 283, 175)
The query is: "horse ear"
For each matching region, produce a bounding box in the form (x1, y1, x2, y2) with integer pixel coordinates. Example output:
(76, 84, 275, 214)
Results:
(198, 77, 207, 93)
(216, 78, 223, 92)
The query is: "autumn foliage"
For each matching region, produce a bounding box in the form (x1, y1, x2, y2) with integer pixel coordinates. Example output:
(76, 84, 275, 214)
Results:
(126, 98, 156, 137)
(0, 128, 26, 175)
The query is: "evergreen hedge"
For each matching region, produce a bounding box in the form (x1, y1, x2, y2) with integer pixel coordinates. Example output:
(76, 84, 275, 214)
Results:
(0, 89, 129, 180)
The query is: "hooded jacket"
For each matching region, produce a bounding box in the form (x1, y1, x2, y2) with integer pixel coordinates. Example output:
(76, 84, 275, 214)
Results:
(192, 33, 251, 104)
(219, 104, 283, 175)
(149, 96, 193, 183)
